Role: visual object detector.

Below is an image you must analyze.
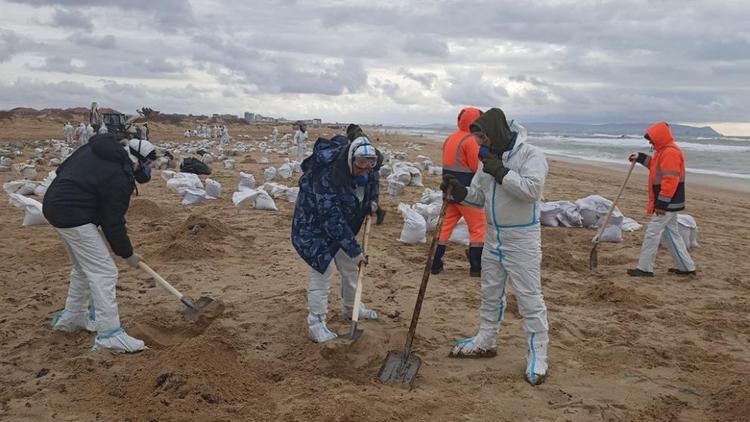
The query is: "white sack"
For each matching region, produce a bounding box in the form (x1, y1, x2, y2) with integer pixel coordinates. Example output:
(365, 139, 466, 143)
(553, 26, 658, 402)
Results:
(387, 180, 405, 196)
(239, 172, 256, 191)
(8, 193, 47, 226)
(449, 217, 470, 246)
(205, 179, 221, 199)
(277, 163, 293, 179)
(224, 159, 236, 169)
(264, 167, 277, 182)
(397, 203, 427, 244)
(286, 187, 300, 203)
(419, 188, 443, 205)
(181, 188, 207, 205)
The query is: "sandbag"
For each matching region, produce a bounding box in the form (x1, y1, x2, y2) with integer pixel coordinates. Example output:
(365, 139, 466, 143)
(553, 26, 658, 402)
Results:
(621, 217, 642, 232)
(205, 179, 221, 199)
(180, 157, 212, 175)
(260, 182, 290, 199)
(19, 165, 37, 180)
(397, 203, 426, 244)
(254, 191, 278, 210)
(8, 193, 47, 226)
(239, 172, 256, 191)
(419, 188, 443, 205)
(224, 159, 236, 169)
(161, 170, 176, 181)
(181, 188, 207, 205)
(201, 154, 214, 164)
(264, 167, 277, 182)
(232, 189, 278, 211)
(428, 166, 443, 176)
(598, 224, 623, 243)
(286, 187, 300, 203)
(540, 201, 562, 227)
(277, 163, 293, 179)
(449, 217, 470, 246)
(166, 172, 203, 195)
(408, 167, 424, 187)
(379, 165, 392, 178)
(387, 180, 405, 196)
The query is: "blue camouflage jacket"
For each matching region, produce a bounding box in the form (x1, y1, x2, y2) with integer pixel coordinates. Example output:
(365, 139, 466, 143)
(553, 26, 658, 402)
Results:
(291, 135, 380, 274)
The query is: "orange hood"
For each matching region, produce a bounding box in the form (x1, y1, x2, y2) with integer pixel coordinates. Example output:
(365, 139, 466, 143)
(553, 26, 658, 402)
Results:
(645, 122, 675, 150)
(457, 107, 482, 132)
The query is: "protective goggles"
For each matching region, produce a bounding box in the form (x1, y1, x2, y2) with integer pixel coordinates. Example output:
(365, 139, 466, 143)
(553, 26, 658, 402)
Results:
(353, 155, 377, 169)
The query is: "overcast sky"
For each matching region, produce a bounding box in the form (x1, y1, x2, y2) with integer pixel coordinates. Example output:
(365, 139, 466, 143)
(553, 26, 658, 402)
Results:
(1, 0, 749, 133)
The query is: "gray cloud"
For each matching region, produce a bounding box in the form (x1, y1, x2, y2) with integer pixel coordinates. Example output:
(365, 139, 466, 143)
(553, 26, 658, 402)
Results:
(398, 69, 437, 89)
(442, 71, 509, 108)
(0, 30, 19, 62)
(403, 35, 449, 58)
(67, 32, 116, 49)
(50, 7, 92, 30)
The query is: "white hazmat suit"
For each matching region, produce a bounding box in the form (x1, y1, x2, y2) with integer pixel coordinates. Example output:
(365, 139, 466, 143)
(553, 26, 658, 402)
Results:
(449, 118, 550, 385)
(294, 128, 308, 161)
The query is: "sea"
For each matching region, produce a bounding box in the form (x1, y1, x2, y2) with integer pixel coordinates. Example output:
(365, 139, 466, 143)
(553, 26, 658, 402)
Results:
(379, 125, 750, 182)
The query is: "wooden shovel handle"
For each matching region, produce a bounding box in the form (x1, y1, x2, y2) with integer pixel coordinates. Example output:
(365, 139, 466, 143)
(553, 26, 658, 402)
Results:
(594, 160, 636, 243)
(138, 261, 186, 301)
(350, 216, 372, 323)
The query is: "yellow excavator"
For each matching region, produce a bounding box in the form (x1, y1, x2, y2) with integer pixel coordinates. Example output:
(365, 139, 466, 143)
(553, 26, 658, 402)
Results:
(89, 102, 159, 137)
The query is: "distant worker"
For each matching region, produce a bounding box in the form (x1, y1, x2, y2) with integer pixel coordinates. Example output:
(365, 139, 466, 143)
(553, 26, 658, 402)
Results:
(64, 122, 74, 144)
(441, 108, 550, 385)
(272, 126, 278, 142)
(432, 107, 486, 277)
(221, 125, 230, 145)
(142, 123, 149, 141)
(627, 122, 696, 277)
(294, 123, 308, 161)
(98, 123, 108, 134)
(346, 124, 387, 225)
(292, 136, 382, 343)
(85, 123, 95, 141)
(77, 123, 87, 146)
(43, 133, 157, 353)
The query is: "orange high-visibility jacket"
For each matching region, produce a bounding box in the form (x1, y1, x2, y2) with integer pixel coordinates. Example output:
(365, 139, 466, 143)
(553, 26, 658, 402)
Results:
(442, 107, 482, 188)
(636, 122, 686, 214)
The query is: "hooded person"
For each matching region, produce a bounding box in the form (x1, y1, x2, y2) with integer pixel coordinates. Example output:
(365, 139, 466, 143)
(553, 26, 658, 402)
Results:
(43, 133, 157, 353)
(627, 122, 696, 277)
(86, 123, 95, 141)
(346, 124, 387, 225)
(433, 107, 486, 277)
(98, 122, 108, 134)
(440, 107, 550, 385)
(294, 123, 309, 161)
(291, 135, 382, 343)
(64, 122, 74, 144)
(77, 123, 87, 146)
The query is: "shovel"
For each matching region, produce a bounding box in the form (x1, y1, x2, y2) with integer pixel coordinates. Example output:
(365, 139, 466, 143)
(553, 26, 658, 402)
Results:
(589, 160, 636, 269)
(378, 187, 452, 386)
(138, 261, 220, 320)
(337, 215, 372, 342)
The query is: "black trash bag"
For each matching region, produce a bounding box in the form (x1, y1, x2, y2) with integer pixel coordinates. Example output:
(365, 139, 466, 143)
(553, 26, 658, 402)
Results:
(180, 157, 212, 175)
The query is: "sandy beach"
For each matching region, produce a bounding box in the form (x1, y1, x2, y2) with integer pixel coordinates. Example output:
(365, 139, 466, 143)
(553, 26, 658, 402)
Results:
(1, 117, 749, 421)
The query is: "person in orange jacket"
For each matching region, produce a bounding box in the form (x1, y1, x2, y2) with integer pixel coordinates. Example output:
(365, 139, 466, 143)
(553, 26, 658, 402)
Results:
(627, 122, 696, 277)
(432, 107, 487, 277)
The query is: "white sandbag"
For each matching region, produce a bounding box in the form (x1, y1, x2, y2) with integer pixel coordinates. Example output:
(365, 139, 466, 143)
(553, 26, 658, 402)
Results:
(387, 180, 405, 196)
(419, 159, 433, 171)
(397, 203, 427, 244)
(264, 167, 277, 182)
(166, 172, 203, 195)
(0, 156, 12, 171)
(540, 201, 562, 227)
(598, 224, 623, 243)
(254, 191, 278, 211)
(224, 159, 236, 169)
(205, 179, 221, 199)
(260, 182, 290, 199)
(621, 217, 642, 232)
(181, 188, 207, 205)
(33, 184, 47, 197)
(48, 158, 62, 167)
(201, 154, 214, 164)
(449, 217, 470, 246)
(8, 193, 47, 226)
(575, 195, 613, 228)
(389, 170, 411, 185)
(19, 165, 37, 180)
(558, 203, 583, 227)
(3, 180, 28, 195)
(161, 170, 176, 182)
(232, 189, 260, 208)
(277, 163, 293, 179)
(379, 165, 392, 178)
(286, 187, 300, 203)
(291, 161, 302, 174)
(419, 188, 443, 205)
(409, 168, 424, 187)
(154, 157, 170, 170)
(239, 172, 256, 191)
(428, 166, 443, 176)
(258, 157, 270, 164)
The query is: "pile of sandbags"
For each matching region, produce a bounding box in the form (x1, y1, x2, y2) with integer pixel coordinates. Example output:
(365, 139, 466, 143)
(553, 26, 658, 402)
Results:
(539, 195, 643, 243)
(386, 161, 424, 196)
(163, 171, 220, 205)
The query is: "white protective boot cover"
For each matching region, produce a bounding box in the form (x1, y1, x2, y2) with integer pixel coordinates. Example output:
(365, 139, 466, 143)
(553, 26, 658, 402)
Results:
(307, 313, 337, 343)
(343, 303, 378, 321)
(450, 321, 498, 357)
(526, 331, 549, 385)
(92, 328, 145, 353)
(51, 309, 95, 332)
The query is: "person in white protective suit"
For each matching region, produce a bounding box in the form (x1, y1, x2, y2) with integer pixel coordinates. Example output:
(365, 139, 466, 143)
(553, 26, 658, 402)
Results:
(221, 125, 230, 145)
(142, 122, 149, 141)
(441, 107, 550, 385)
(294, 123, 308, 161)
(86, 123, 95, 141)
(98, 122, 108, 134)
(64, 122, 74, 144)
(77, 123, 87, 146)
(43, 134, 157, 353)
(272, 126, 278, 142)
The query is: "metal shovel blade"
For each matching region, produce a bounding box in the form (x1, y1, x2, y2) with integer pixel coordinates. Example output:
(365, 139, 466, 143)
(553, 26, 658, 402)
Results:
(589, 245, 598, 270)
(181, 296, 221, 321)
(377, 351, 422, 385)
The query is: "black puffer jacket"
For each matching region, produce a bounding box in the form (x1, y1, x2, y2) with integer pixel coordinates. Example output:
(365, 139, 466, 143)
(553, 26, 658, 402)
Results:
(43, 134, 136, 258)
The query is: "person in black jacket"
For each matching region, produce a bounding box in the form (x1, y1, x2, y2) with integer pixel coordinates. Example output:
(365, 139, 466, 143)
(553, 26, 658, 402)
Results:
(44, 134, 156, 353)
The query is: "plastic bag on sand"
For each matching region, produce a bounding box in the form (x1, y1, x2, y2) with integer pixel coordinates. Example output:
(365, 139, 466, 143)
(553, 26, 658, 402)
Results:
(419, 188, 443, 205)
(224, 159, 236, 169)
(239, 172, 256, 191)
(449, 218, 470, 246)
(232, 189, 278, 211)
(397, 203, 426, 244)
(277, 163, 293, 179)
(286, 187, 299, 203)
(181, 188, 207, 205)
(161, 170, 176, 182)
(167, 173, 203, 195)
(264, 167, 277, 182)
(8, 193, 47, 226)
(205, 179, 221, 199)
(388, 180, 405, 196)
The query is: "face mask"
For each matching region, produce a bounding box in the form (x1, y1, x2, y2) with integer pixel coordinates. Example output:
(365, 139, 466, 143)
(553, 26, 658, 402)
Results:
(134, 164, 151, 184)
(354, 174, 369, 186)
(479, 145, 492, 158)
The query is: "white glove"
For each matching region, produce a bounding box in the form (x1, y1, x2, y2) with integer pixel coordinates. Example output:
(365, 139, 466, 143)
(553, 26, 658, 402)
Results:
(353, 253, 368, 267)
(125, 253, 142, 268)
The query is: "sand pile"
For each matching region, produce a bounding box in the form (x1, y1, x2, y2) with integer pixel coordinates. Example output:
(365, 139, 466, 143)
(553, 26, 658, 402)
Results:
(152, 214, 231, 260)
(128, 198, 165, 220)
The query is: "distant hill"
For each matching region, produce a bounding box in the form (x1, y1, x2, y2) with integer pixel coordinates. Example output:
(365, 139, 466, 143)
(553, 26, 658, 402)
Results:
(524, 122, 722, 137)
